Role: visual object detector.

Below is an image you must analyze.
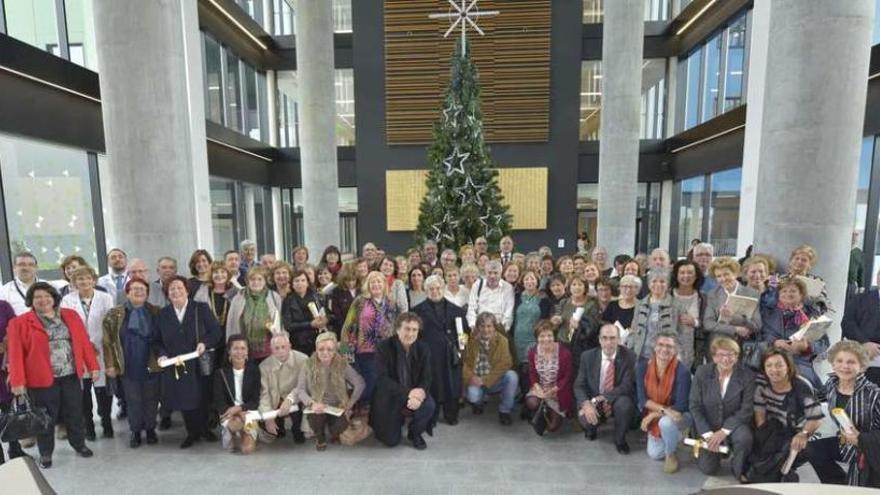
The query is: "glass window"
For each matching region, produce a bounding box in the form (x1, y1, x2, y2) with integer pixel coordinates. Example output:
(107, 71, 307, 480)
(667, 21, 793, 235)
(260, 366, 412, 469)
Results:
(856, 137, 873, 252)
(701, 33, 722, 123)
(723, 14, 747, 111)
(210, 178, 237, 256)
(64, 0, 97, 70)
(0, 132, 99, 273)
(335, 69, 355, 146)
(583, 0, 603, 24)
(243, 64, 261, 141)
(641, 59, 666, 140)
(580, 61, 602, 141)
(637, 182, 662, 252)
(277, 71, 300, 147)
(273, 0, 294, 36)
(708, 169, 741, 256)
(204, 34, 224, 125)
(644, 0, 669, 21)
(333, 0, 352, 33)
(4, 0, 59, 55)
(677, 176, 704, 257)
(875, 0, 880, 45)
(684, 48, 703, 130)
(225, 50, 243, 132)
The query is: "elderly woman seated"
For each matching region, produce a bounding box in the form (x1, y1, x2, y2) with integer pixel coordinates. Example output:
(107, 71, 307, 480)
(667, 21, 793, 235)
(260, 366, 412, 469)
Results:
(289, 332, 364, 451)
(637, 331, 691, 472)
(760, 277, 828, 390)
(689, 336, 756, 482)
(525, 320, 573, 435)
(745, 348, 823, 483)
(214, 335, 262, 454)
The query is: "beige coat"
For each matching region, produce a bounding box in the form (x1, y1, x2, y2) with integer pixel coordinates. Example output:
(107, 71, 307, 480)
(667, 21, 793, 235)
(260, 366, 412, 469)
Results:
(258, 350, 309, 412)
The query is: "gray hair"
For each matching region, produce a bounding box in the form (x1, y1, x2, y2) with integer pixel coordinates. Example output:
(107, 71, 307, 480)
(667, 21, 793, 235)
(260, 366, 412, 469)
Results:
(694, 243, 714, 256)
(619, 274, 643, 291)
(485, 260, 503, 273)
(646, 269, 670, 284)
(651, 330, 680, 350)
(424, 274, 445, 290)
(423, 240, 438, 248)
(460, 263, 480, 276)
(240, 239, 256, 250)
(270, 330, 291, 344)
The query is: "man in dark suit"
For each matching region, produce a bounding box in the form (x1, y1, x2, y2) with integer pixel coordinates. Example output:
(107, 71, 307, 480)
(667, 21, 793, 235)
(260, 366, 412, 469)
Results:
(842, 270, 880, 386)
(574, 323, 636, 454)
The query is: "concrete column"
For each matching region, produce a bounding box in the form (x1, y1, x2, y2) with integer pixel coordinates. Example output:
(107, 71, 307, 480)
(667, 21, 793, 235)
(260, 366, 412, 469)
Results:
(93, 0, 213, 265)
(736, 1, 771, 257)
(597, 0, 644, 256)
(752, 0, 874, 345)
(293, 0, 339, 256)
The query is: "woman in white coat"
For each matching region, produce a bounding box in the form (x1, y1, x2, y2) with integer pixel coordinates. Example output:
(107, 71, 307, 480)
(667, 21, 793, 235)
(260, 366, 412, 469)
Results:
(61, 266, 116, 440)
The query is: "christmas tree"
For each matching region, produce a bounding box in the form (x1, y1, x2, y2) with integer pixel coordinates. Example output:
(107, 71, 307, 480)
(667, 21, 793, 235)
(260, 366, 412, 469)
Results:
(415, 39, 512, 250)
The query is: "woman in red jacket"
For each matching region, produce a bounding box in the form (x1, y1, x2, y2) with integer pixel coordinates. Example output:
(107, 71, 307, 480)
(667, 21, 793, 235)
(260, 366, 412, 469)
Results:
(7, 282, 100, 469)
(525, 320, 574, 435)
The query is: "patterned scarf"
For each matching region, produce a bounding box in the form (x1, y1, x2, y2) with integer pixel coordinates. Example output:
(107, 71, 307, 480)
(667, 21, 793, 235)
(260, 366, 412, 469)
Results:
(359, 298, 389, 348)
(644, 355, 679, 438)
(475, 336, 492, 376)
(778, 301, 810, 334)
(125, 301, 152, 339)
(242, 287, 272, 350)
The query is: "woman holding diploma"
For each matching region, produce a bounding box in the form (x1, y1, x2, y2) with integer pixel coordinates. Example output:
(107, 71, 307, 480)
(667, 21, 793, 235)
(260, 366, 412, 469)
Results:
(281, 270, 328, 357)
(702, 258, 762, 347)
(103, 278, 162, 448)
(290, 332, 364, 451)
(760, 277, 828, 390)
(805, 341, 880, 487)
(227, 267, 282, 364)
(214, 335, 261, 454)
(154, 276, 221, 449)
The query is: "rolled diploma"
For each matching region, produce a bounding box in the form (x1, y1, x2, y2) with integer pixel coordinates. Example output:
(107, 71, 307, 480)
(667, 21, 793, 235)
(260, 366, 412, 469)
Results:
(683, 437, 730, 454)
(158, 350, 200, 368)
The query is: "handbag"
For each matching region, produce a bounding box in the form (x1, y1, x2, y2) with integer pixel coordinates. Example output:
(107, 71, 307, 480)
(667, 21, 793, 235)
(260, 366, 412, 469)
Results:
(194, 305, 215, 377)
(338, 412, 372, 446)
(530, 399, 549, 436)
(0, 395, 52, 442)
(741, 339, 768, 371)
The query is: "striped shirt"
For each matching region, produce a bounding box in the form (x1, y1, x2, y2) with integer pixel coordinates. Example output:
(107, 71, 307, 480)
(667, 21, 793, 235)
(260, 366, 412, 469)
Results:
(754, 375, 823, 429)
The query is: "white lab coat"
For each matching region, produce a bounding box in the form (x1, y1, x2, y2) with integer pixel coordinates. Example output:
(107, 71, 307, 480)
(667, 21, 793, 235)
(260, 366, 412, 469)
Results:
(61, 290, 115, 387)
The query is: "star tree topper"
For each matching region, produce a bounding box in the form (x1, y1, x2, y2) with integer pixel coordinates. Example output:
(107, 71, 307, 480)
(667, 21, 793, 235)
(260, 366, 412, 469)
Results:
(429, 0, 499, 57)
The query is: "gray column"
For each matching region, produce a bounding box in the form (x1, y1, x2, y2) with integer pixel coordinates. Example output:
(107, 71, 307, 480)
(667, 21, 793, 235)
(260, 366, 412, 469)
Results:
(596, 0, 644, 256)
(294, 0, 340, 256)
(752, 0, 874, 344)
(93, 0, 213, 264)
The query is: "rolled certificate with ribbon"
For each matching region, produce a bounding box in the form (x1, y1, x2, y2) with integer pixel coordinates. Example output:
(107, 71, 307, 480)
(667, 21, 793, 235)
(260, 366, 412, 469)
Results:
(307, 301, 329, 334)
(455, 317, 467, 351)
(683, 438, 730, 457)
(831, 408, 855, 433)
(157, 351, 200, 368)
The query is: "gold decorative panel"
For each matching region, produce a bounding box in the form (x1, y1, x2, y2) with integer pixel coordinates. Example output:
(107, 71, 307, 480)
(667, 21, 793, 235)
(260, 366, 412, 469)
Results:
(384, 0, 551, 144)
(385, 167, 548, 231)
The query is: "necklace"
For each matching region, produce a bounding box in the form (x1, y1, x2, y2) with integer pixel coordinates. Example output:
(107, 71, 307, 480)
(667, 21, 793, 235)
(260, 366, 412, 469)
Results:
(209, 293, 229, 325)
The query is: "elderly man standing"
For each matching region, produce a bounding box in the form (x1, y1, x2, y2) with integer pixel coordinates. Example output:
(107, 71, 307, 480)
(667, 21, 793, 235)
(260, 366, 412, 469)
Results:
(439, 248, 458, 271)
(591, 246, 612, 278)
(148, 257, 177, 308)
(649, 249, 672, 273)
(692, 243, 717, 293)
(260, 331, 309, 443)
(499, 236, 514, 266)
(575, 323, 637, 454)
(361, 242, 379, 266)
(0, 252, 45, 315)
(240, 240, 259, 274)
(423, 240, 440, 268)
(466, 260, 514, 333)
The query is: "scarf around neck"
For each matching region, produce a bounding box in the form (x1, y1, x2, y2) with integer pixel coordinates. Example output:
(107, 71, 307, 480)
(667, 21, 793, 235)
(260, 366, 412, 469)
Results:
(242, 288, 272, 347)
(644, 356, 679, 438)
(125, 301, 152, 339)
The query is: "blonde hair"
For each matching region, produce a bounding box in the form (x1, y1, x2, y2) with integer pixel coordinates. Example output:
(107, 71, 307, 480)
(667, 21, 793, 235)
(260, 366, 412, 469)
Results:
(828, 340, 869, 369)
(360, 271, 387, 297)
(790, 245, 818, 265)
(710, 336, 741, 356)
(709, 257, 741, 278)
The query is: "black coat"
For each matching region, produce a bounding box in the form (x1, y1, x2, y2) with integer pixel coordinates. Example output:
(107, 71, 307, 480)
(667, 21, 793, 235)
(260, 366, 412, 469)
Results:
(843, 288, 880, 345)
(370, 337, 432, 445)
(282, 289, 325, 356)
(412, 298, 467, 404)
(573, 345, 636, 407)
(330, 286, 356, 337)
(213, 363, 261, 413)
(153, 301, 222, 411)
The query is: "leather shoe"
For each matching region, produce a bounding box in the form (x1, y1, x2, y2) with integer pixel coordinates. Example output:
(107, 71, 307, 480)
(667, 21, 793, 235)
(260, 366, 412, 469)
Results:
(615, 441, 630, 455)
(84, 427, 96, 442)
(292, 431, 306, 444)
(130, 432, 142, 448)
(499, 413, 513, 426)
(39, 457, 52, 469)
(471, 404, 484, 415)
(411, 433, 427, 451)
(75, 446, 94, 458)
(180, 436, 197, 449)
(585, 430, 597, 441)
(102, 428, 114, 439)
(145, 430, 158, 445)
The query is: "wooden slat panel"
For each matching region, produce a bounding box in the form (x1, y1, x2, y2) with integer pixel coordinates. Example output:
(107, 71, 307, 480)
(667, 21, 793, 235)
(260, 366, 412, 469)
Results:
(384, 0, 551, 145)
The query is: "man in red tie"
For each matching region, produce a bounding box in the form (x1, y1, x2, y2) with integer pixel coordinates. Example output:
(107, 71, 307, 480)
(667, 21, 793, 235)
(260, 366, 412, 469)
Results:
(498, 236, 514, 266)
(573, 323, 636, 454)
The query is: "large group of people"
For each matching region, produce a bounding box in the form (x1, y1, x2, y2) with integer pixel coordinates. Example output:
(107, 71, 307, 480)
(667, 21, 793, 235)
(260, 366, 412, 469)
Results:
(1, 236, 880, 488)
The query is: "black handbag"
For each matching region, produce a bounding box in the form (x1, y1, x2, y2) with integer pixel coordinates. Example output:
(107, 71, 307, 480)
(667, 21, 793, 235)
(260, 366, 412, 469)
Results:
(0, 395, 52, 442)
(194, 305, 215, 377)
(530, 400, 548, 436)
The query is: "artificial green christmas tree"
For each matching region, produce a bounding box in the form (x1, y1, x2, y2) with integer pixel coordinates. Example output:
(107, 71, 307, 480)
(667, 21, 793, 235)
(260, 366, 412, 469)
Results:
(415, 39, 512, 250)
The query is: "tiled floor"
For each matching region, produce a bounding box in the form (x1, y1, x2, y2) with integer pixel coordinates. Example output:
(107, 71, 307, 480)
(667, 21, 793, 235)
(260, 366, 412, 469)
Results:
(20, 404, 821, 495)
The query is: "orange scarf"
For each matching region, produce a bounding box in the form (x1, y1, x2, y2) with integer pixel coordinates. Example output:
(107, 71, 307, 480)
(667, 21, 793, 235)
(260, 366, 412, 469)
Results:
(644, 356, 678, 438)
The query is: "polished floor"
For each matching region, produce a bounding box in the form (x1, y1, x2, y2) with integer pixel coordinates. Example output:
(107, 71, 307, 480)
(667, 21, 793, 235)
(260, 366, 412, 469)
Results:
(19, 402, 823, 495)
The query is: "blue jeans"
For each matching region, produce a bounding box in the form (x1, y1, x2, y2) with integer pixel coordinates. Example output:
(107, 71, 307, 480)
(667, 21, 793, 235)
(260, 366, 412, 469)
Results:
(354, 353, 377, 405)
(466, 370, 519, 413)
(646, 413, 690, 460)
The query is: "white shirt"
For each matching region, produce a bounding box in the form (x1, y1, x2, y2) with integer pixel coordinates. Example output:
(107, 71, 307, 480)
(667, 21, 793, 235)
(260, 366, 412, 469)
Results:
(0, 279, 34, 315)
(232, 368, 244, 406)
(445, 286, 470, 308)
(719, 374, 731, 399)
(599, 352, 617, 394)
(466, 278, 515, 330)
(174, 302, 188, 323)
(61, 290, 115, 387)
(97, 271, 129, 304)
